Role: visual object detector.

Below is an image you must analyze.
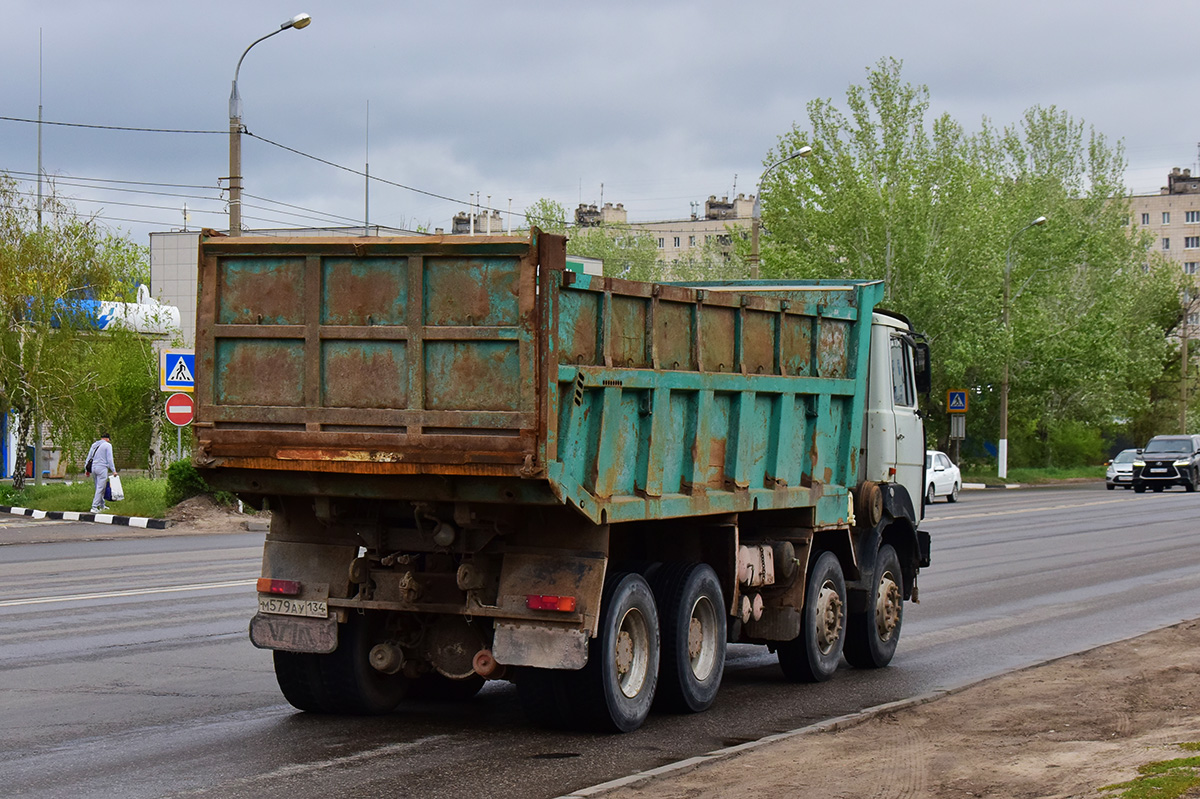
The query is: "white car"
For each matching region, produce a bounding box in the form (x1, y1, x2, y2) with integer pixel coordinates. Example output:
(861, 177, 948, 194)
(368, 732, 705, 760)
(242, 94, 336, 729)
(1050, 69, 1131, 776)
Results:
(1105, 449, 1137, 490)
(925, 450, 961, 504)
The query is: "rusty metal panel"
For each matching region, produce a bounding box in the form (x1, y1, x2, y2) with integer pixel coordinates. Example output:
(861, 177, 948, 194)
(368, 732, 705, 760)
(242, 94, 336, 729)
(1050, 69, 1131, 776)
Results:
(698, 304, 737, 372)
(555, 283, 600, 365)
(215, 339, 305, 407)
(320, 257, 408, 325)
(424, 341, 522, 411)
(218, 258, 306, 325)
(743, 309, 776, 375)
(654, 299, 695, 370)
(423, 257, 520, 326)
(321, 340, 407, 409)
(610, 295, 650, 368)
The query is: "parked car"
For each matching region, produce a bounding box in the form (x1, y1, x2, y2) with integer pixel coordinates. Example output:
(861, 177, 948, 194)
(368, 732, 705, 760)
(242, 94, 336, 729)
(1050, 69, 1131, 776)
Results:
(925, 450, 961, 504)
(1132, 435, 1200, 493)
(1105, 449, 1138, 490)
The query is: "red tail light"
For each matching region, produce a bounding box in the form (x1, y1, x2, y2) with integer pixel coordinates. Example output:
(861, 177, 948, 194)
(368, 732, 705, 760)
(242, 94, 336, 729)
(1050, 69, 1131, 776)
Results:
(526, 595, 577, 612)
(257, 578, 301, 596)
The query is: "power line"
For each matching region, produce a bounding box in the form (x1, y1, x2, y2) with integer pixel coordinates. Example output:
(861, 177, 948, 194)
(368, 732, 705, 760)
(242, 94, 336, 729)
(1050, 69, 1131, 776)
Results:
(0, 115, 223, 135)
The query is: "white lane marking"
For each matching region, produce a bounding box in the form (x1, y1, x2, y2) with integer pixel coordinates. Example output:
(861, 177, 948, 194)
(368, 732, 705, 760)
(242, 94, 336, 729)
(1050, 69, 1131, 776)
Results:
(926, 496, 1145, 523)
(0, 579, 257, 607)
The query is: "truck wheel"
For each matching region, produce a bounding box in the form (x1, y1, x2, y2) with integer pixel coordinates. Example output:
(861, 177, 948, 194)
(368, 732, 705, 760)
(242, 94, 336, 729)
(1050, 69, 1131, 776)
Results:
(843, 544, 904, 669)
(651, 562, 726, 714)
(273, 650, 331, 713)
(576, 571, 660, 732)
(320, 612, 409, 715)
(777, 551, 846, 683)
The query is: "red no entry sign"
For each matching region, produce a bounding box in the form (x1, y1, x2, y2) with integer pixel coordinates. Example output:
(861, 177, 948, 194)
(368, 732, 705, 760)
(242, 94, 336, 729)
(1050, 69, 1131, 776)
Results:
(165, 393, 195, 427)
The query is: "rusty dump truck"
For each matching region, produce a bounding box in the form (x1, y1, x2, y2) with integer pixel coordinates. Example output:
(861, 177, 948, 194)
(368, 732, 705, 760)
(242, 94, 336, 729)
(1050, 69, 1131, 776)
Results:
(194, 230, 932, 733)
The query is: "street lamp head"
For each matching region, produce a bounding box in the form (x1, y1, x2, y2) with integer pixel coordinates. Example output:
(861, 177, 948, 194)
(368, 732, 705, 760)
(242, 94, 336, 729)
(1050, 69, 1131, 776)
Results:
(1032, 215, 1047, 226)
(754, 145, 813, 219)
(282, 13, 312, 30)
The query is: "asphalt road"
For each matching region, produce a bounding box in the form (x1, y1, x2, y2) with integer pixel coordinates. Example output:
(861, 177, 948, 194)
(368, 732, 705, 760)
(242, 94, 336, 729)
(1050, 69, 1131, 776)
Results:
(1, 483, 1197, 799)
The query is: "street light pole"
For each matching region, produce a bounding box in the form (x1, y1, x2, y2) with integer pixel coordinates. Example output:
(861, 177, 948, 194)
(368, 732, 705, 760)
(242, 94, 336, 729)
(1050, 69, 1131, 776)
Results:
(228, 13, 312, 236)
(749, 146, 811, 279)
(999, 215, 1048, 480)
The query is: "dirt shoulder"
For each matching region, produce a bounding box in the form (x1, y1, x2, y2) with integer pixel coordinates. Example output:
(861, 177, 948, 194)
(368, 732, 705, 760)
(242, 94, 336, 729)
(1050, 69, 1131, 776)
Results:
(590, 619, 1200, 799)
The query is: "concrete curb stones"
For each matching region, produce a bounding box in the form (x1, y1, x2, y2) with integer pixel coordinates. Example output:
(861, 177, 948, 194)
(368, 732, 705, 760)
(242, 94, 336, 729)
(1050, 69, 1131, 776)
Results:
(0, 505, 169, 530)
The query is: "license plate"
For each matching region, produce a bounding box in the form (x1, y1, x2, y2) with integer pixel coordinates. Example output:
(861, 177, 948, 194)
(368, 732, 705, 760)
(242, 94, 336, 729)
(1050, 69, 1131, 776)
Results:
(1149, 468, 1167, 474)
(258, 596, 328, 618)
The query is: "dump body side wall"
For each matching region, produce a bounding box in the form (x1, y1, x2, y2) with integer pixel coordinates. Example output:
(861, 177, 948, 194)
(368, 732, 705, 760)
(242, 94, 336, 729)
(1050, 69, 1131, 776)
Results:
(546, 273, 884, 528)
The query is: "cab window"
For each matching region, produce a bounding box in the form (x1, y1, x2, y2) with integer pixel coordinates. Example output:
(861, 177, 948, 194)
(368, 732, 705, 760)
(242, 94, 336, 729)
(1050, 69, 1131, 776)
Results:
(890, 336, 916, 407)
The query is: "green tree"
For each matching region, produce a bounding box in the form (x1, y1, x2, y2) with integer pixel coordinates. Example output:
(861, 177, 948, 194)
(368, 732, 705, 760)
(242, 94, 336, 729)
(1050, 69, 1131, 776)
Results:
(0, 173, 154, 487)
(762, 58, 1180, 466)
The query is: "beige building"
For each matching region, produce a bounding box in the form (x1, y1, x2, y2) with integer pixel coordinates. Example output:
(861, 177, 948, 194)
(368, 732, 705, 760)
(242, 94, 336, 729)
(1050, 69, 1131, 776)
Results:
(576, 194, 756, 264)
(1128, 168, 1200, 335)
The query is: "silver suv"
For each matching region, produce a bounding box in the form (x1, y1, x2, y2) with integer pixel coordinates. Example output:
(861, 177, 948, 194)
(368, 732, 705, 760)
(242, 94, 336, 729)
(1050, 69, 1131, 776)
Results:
(1132, 435, 1200, 493)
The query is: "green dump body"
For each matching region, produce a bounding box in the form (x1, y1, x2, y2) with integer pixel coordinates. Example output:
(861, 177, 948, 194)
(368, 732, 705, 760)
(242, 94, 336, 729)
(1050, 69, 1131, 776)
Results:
(195, 232, 884, 530)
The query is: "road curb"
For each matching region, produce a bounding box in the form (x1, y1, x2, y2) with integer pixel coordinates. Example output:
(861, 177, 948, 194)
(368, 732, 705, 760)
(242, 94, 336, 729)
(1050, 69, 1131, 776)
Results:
(962, 482, 1022, 490)
(0, 505, 170, 530)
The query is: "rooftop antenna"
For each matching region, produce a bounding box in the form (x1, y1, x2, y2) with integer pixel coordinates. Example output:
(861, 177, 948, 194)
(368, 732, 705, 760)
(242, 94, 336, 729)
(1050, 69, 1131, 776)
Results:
(364, 100, 370, 236)
(732, 173, 737, 197)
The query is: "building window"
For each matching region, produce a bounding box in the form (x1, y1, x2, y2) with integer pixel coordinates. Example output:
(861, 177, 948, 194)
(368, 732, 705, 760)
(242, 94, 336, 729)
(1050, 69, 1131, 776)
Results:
(1163, 238, 1171, 250)
(673, 236, 680, 248)
(1163, 212, 1171, 224)
(688, 235, 696, 246)
(1188, 211, 1200, 223)
(1187, 237, 1200, 249)
(657, 238, 664, 249)
(1142, 213, 1151, 225)
(1186, 262, 1199, 275)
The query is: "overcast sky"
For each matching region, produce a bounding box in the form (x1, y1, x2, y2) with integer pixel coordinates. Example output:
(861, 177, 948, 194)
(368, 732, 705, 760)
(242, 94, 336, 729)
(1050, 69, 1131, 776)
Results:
(3, 1, 1199, 247)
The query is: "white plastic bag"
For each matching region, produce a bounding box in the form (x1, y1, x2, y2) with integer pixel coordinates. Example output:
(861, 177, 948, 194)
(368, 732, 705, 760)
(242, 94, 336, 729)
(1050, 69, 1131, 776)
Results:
(107, 474, 125, 502)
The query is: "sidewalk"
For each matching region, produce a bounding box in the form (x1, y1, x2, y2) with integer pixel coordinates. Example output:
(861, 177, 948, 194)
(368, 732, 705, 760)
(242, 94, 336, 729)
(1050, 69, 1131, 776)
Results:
(563, 619, 1200, 799)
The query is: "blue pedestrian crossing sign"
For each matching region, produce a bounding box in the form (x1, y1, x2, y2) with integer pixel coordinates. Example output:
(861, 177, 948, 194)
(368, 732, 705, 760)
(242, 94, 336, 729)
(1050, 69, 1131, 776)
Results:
(947, 389, 968, 413)
(160, 349, 195, 393)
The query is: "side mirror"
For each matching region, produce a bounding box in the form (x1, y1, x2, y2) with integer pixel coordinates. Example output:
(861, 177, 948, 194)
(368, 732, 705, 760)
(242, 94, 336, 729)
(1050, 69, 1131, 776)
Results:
(913, 342, 931, 395)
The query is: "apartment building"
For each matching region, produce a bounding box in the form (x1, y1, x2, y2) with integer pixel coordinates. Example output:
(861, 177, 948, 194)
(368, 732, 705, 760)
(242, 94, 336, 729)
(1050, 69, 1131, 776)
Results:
(575, 194, 755, 263)
(1129, 168, 1200, 334)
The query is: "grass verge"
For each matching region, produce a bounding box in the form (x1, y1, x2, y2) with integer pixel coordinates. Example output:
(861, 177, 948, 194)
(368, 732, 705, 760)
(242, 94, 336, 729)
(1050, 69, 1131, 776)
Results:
(961, 466, 1104, 486)
(0, 477, 168, 520)
(1100, 743, 1200, 798)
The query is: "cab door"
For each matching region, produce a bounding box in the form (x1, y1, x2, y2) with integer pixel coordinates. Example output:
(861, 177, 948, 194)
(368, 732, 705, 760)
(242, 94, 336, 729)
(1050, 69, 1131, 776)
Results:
(889, 333, 925, 511)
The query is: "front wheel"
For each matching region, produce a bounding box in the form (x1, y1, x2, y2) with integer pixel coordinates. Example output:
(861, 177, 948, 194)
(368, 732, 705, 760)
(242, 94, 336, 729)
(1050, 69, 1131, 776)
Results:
(651, 562, 726, 714)
(777, 551, 846, 683)
(1186, 474, 1197, 493)
(843, 544, 904, 669)
(1134, 484, 1146, 494)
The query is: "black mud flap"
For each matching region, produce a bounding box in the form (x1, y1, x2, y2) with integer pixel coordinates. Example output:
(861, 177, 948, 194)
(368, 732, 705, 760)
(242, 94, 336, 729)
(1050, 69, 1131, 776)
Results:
(249, 612, 338, 654)
(917, 529, 932, 568)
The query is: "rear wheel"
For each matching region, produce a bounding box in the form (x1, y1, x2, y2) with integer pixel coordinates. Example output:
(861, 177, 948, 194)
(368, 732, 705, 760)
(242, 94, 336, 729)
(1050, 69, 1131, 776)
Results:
(576, 572, 660, 732)
(925, 483, 937, 506)
(651, 562, 726, 714)
(947, 483, 960, 503)
(843, 544, 904, 669)
(272, 612, 409, 715)
(777, 551, 846, 683)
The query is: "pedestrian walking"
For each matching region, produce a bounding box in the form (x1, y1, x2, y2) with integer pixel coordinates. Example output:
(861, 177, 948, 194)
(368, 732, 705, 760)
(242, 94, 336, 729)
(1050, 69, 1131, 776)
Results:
(85, 433, 117, 513)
